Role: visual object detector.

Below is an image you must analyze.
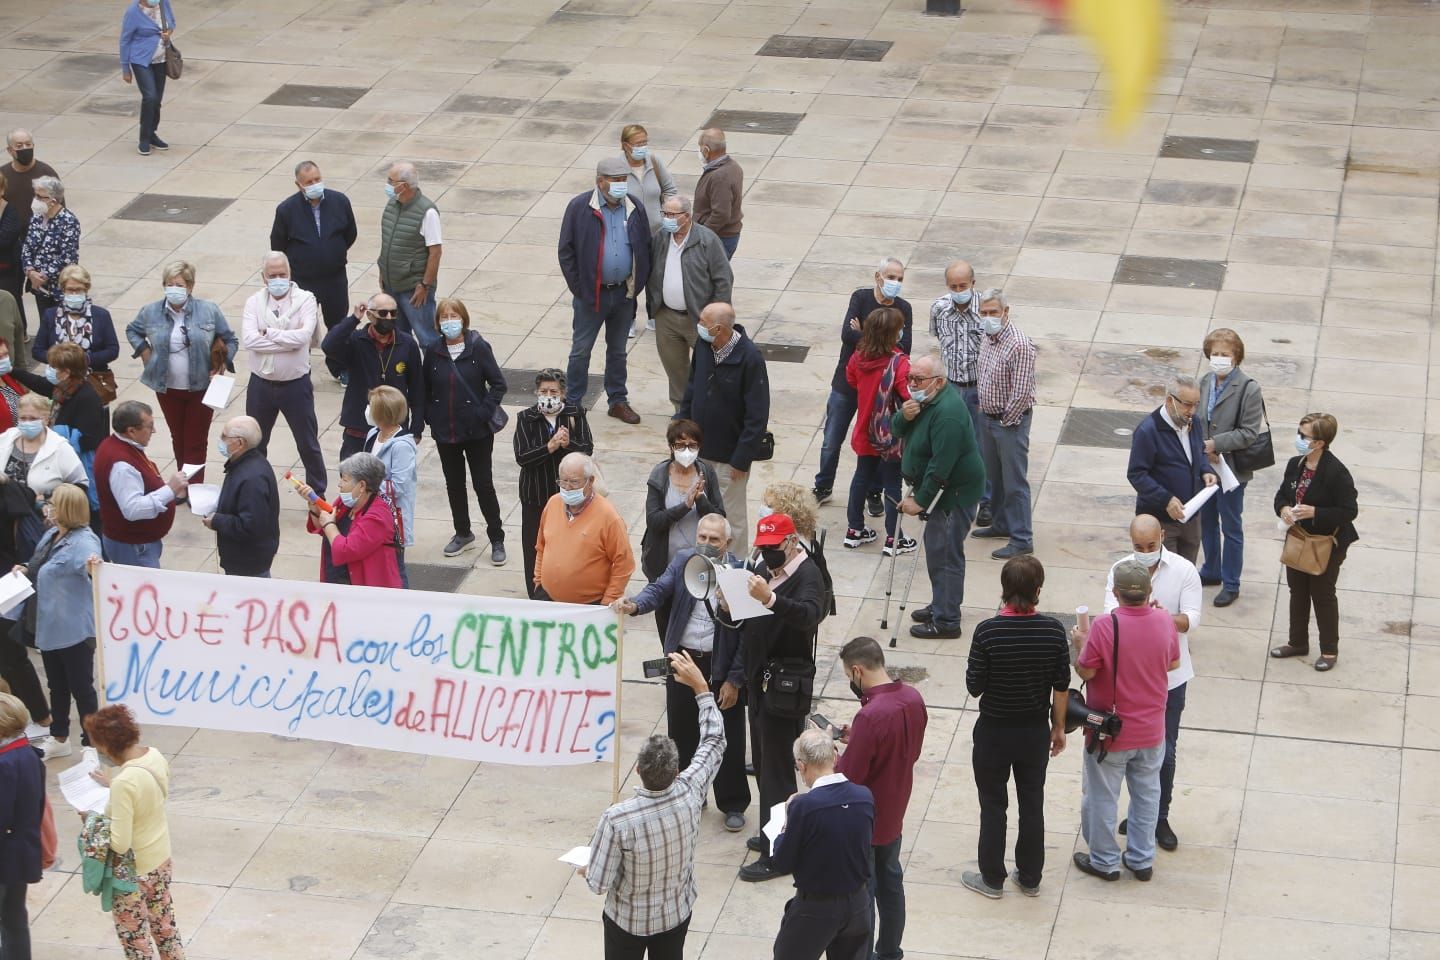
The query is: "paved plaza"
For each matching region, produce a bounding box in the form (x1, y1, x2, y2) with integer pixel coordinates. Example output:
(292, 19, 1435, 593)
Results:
(3, 0, 1440, 956)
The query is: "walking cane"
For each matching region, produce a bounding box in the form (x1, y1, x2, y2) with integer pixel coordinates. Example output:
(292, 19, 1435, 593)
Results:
(889, 485, 947, 649)
(879, 491, 910, 632)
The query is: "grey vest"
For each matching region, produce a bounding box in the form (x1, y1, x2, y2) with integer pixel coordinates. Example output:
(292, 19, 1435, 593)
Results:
(379, 192, 436, 293)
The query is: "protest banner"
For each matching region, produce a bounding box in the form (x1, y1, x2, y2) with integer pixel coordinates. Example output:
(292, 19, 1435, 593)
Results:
(95, 563, 621, 767)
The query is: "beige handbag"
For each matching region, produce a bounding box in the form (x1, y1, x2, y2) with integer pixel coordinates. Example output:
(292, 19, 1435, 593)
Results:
(1280, 524, 1335, 576)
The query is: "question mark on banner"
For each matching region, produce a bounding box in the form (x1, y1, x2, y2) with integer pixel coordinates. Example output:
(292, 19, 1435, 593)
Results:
(592, 709, 616, 761)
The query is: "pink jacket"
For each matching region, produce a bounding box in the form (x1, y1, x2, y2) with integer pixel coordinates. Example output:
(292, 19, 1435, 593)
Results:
(308, 496, 403, 588)
(845, 349, 910, 458)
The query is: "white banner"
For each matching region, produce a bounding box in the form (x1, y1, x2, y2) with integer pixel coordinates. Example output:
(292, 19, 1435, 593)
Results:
(96, 564, 619, 766)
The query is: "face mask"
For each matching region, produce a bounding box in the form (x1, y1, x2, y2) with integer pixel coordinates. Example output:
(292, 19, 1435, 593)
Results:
(1295, 434, 1312, 455)
(560, 487, 587, 507)
(950, 289, 972, 306)
(673, 447, 699, 468)
(302, 181, 325, 201)
(981, 315, 1003, 337)
(217, 437, 232, 459)
(14, 148, 33, 166)
(44, 366, 59, 385)
(760, 547, 788, 572)
(373, 319, 395, 335)
(16, 421, 42, 440)
(1209, 356, 1233, 375)
(630, 145, 649, 161)
(31, 199, 47, 217)
(606, 181, 628, 201)
(537, 395, 564, 415)
(1132, 548, 1161, 568)
(164, 285, 188, 307)
(880, 279, 902, 299)
(384, 183, 397, 201)
(695, 541, 723, 561)
(697, 148, 708, 166)
(266, 278, 291, 299)
(338, 490, 358, 508)
(911, 388, 928, 404)
(696, 324, 715, 343)
(364, 406, 376, 427)
(849, 671, 864, 701)
(660, 217, 679, 234)
(63, 293, 87, 313)
(1169, 401, 1191, 429)
(0, 358, 13, 376)
(439, 319, 464, 340)
(756, 504, 773, 520)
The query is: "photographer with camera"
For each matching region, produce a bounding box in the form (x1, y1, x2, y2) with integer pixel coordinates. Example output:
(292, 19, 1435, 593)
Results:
(614, 513, 750, 832)
(1071, 560, 1180, 883)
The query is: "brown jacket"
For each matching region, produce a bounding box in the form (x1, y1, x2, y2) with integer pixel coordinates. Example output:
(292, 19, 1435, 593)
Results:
(694, 156, 744, 238)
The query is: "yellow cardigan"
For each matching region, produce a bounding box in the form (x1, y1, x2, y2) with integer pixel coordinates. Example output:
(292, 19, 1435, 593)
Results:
(107, 748, 172, 876)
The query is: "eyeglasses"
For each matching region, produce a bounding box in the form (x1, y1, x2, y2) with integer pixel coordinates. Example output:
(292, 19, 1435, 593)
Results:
(370, 310, 398, 320)
(672, 442, 699, 452)
(905, 374, 940, 385)
(1167, 394, 1198, 411)
(557, 477, 587, 490)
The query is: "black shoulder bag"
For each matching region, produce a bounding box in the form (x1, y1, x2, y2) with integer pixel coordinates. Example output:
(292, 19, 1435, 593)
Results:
(761, 572, 820, 720)
(1228, 379, 1274, 473)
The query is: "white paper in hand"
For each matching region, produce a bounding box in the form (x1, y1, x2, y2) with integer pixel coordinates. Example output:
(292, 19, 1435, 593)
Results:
(0, 569, 34, 615)
(202, 374, 235, 410)
(1214, 455, 1240, 493)
(187, 483, 221, 517)
(180, 463, 206, 480)
(762, 801, 788, 857)
(58, 754, 110, 814)
(558, 845, 592, 868)
(714, 567, 773, 621)
(1180, 485, 1219, 523)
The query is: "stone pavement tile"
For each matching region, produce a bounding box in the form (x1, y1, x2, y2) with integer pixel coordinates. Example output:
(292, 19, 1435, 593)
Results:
(393, 839, 572, 915)
(1217, 916, 1388, 960)
(1398, 804, 1440, 867)
(186, 888, 381, 960)
(164, 753, 320, 822)
(1392, 863, 1440, 933)
(32, 874, 225, 952)
(234, 823, 426, 901)
(1393, 931, 1440, 960)
(168, 814, 274, 887)
(900, 880, 1057, 960)
(1238, 791, 1397, 861)
(1228, 849, 1394, 927)
(357, 904, 543, 960)
(1246, 737, 1400, 802)
(1404, 694, 1440, 750)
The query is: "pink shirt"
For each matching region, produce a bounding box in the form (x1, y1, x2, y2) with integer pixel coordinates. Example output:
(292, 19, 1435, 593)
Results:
(1077, 605, 1179, 751)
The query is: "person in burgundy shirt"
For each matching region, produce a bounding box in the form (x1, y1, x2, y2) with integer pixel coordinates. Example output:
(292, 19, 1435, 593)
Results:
(1071, 560, 1180, 883)
(832, 636, 927, 960)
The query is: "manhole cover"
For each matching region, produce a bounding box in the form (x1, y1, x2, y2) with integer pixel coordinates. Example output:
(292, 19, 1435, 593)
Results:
(1059, 408, 1146, 449)
(1158, 135, 1258, 164)
(113, 193, 233, 226)
(1114, 255, 1227, 291)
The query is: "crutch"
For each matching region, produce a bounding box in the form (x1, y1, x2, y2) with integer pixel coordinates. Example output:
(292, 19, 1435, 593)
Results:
(879, 491, 910, 632)
(888, 485, 947, 648)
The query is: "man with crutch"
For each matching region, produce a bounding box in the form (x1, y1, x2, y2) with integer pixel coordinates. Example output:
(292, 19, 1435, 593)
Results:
(892, 351, 986, 640)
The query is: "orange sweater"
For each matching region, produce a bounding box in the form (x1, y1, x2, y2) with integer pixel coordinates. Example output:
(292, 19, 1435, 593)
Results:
(534, 494, 635, 604)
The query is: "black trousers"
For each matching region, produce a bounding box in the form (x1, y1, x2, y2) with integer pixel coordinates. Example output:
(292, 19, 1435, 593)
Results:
(749, 689, 802, 860)
(0, 881, 30, 960)
(0, 619, 48, 723)
(247, 374, 328, 494)
(603, 912, 689, 960)
(436, 434, 504, 544)
(295, 272, 351, 378)
(522, 499, 543, 598)
(772, 886, 872, 960)
(1287, 546, 1346, 656)
(971, 715, 1051, 889)
(666, 652, 750, 814)
(41, 640, 97, 743)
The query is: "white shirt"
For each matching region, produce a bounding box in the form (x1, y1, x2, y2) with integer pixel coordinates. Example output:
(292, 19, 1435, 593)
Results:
(662, 235, 686, 312)
(144, 4, 166, 63)
(1102, 548, 1200, 689)
(241, 286, 319, 381)
(809, 772, 849, 790)
(446, 340, 464, 359)
(107, 437, 175, 523)
(420, 208, 442, 246)
(166, 309, 189, 390)
(1159, 404, 1193, 464)
(677, 598, 714, 653)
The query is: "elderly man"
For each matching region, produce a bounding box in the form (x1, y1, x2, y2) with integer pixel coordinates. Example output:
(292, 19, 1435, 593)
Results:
(894, 352, 986, 640)
(645, 194, 732, 411)
(813, 257, 913, 510)
(558, 157, 652, 425)
(94, 400, 187, 568)
(677, 303, 769, 556)
(929, 259, 990, 526)
(321, 293, 424, 459)
(616, 513, 750, 831)
(269, 161, 358, 369)
(970, 289, 1036, 561)
(377, 161, 442, 352)
(769, 729, 875, 960)
(3, 129, 58, 325)
(583, 650, 723, 960)
(693, 128, 743, 260)
(534, 453, 635, 605)
(1127, 374, 1217, 563)
(242, 251, 326, 494)
(202, 416, 280, 578)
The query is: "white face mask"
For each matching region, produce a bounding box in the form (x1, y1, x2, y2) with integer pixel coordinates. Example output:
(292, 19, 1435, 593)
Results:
(31, 199, 48, 217)
(673, 448, 699, 468)
(1209, 356, 1233, 375)
(537, 395, 563, 415)
(364, 406, 376, 427)
(1132, 548, 1161, 567)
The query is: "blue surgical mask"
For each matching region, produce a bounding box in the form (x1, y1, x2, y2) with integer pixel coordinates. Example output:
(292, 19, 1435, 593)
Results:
(267, 278, 291, 299)
(217, 437, 232, 459)
(607, 181, 628, 201)
(696, 324, 715, 343)
(440, 319, 463, 340)
(164, 285, 188, 307)
(756, 504, 774, 520)
(660, 217, 679, 234)
(981, 316, 1003, 337)
(338, 490, 358, 508)
(44, 366, 59, 385)
(881, 279, 902, 299)
(911, 388, 928, 404)
(630, 145, 649, 161)
(303, 181, 325, 201)
(63, 293, 87, 313)
(1294, 434, 1312, 455)
(560, 487, 586, 507)
(950, 289, 972, 306)
(0, 359, 11, 376)
(16, 421, 42, 440)
(384, 183, 397, 201)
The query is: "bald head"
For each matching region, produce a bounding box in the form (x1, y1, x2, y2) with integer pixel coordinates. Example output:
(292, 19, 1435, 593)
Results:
(699, 127, 727, 160)
(369, 292, 398, 313)
(1129, 515, 1164, 562)
(945, 260, 976, 300)
(226, 416, 262, 450)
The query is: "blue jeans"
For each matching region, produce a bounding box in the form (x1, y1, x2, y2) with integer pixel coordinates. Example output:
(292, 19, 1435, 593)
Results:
(1158, 682, 1186, 819)
(848, 456, 901, 537)
(1198, 481, 1246, 592)
(130, 61, 167, 146)
(387, 284, 438, 352)
(923, 503, 973, 630)
(953, 382, 991, 505)
(566, 288, 635, 407)
(814, 388, 857, 494)
(977, 410, 1033, 548)
(102, 537, 162, 569)
(720, 234, 739, 259)
(868, 836, 905, 960)
(1081, 742, 1165, 872)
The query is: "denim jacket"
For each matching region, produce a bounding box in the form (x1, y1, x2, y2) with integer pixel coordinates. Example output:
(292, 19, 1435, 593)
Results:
(30, 526, 101, 652)
(126, 297, 238, 393)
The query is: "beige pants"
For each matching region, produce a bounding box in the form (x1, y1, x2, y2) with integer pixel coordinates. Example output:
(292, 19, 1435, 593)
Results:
(704, 457, 749, 556)
(653, 304, 697, 411)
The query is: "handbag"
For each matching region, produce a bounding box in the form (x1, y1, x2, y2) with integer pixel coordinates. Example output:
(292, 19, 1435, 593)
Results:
(1280, 524, 1335, 576)
(762, 588, 819, 719)
(162, 18, 182, 80)
(447, 336, 508, 434)
(1228, 379, 1274, 473)
(753, 430, 775, 462)
(86, 369, 118, 405)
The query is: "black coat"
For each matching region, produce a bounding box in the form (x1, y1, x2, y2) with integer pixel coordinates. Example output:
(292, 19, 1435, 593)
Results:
(740, 558, 826, 687)
(512, 404, 593, 507)
(20, 372, 107, 452)
(640, 458, 725, 581)
(210, 447, 281, 575)
(321, 317, 425, 439)
(0, 739, 45, 884)
(421, 331, 506, 445)
(269, 189, 358, 281)
(1274, 449, 1359, 549)
(677, 324, 770, 472)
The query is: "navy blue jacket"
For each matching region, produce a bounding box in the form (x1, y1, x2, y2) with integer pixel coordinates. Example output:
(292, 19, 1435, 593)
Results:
(830, 287, 913, 396)
(772, 777, 874, 894)
(631, 548, 745, 690)
(321, 317, 425, 439)
(1127, 407, 1216, 520)
(33, 305, 121, 370)
(210, 447, 280, 576)
(677, 324, 770, 472)
(269, 189, 358, 282)
(0, 739, 45, 884)
(421, 331, 506, 444)
(557, 190, 652, 311)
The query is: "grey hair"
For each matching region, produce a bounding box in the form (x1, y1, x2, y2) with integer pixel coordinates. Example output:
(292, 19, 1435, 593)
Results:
(338, 452, 387, 495)
(911, 349, 945, 378)
(389, 161, 419, 188)
(262, 250, 290, 271)
(793, 729, 837, 767)
(663, 194, 693, 216)
(294, 160, 319, 178)
(698, 512, 733, 541)
(944, 259, 975, 282)
(33, 175, 63, 205)
(976, 287, 1007, 310)
(636, 734, 680, 790)
(227, 416, 262, 449)
(112, 400, 153, 434)
(535, 367, 565, 390)
(876, 256, 904, 273)
(5, 128, 29, 148)
(560, 451, 608, 497)
(699, 129, 726, 152)
(1170, 374, 1199, 396)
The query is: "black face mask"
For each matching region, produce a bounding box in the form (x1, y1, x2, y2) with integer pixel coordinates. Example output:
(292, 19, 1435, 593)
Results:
(14, 148, 33, 166)
(849, 674, 864, 701)
(373, 319, 395, 335)
(760, 548, 787, 572)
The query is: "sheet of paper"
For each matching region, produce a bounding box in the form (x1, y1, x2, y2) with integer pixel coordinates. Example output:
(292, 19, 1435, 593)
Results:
(762, 801, 788, 857)
(1180, 484, 1219, 523)
(558, 845, 591, 868)
(202, 374, 235, 411)
(58, 753, 110, 814)
(187, 483, 221, 517)
(714, 566, 774, 621)
(180, 462, 206, 480)
(0, 569, 33, 615)
(1214, 455, 1240, 493)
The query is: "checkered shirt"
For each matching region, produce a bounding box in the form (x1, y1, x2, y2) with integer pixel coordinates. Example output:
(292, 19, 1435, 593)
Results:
(929, 295, 982, 385)
(977, 321, 1036, 426)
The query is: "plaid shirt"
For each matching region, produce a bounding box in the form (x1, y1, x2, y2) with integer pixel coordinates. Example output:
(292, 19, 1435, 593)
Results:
(929, 295, 982, 385)
(713, 328, 742, 364)
(586, 692, 725, 935)
(977, 321, 1036, 426)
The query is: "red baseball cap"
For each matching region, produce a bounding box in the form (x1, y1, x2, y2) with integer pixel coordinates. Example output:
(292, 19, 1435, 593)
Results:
(754, 513, 796, 546)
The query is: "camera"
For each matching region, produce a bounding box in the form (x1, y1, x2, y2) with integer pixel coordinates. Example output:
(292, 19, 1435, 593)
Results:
(642, 657, 675, 679)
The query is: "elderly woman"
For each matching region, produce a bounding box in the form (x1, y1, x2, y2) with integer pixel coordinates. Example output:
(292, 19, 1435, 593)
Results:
(33, 264, 121, 379)
(85, 704, 184, 960)
(36, 343, 107, 454)
(1272, 414, 1359, 672)
(621, 123, 677, 336)
(0, 338, 35, 432)
(0, 691, 46, 960)
(125, 260, 237, 483)
(0, 171, 25, 319)
(20, 177, 79, 320)
(1197, 328, 1267, 607)
(363, 386, 416, 587)
(0, 393, 87, 503)
(759, 481, 821, 551)
(513, 368, 594, 598)
(119, 0, 176, 156)
(641, 418, 725, 642)
(304, 452, 402, 588)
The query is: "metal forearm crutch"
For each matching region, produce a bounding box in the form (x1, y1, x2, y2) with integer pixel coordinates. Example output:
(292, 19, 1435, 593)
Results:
(889, 485, 946, 649)
(879, 490, 911, 633)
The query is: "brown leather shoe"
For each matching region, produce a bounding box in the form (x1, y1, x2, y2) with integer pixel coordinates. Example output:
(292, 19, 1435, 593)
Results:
(608, 402, 641, 424)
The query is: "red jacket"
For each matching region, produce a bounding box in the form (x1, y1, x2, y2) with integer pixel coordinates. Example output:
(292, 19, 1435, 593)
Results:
(835, 680, 928, 846)
(308, 495, 403, 588)
(845, 349, 910, 458)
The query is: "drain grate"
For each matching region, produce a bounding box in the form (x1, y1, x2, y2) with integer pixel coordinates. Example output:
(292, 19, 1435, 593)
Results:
(757, 35, 893, 61)
(404, 563, 472, 595)
(113, 194, 234, 225)
(263, 84, 370, 109)
(1058, 408, 1145, 450)
(1114, 255, 1227, 291)
(1159, 136, 1258, 164)
(702, 109, 806, 136)
(756, 343, 810, 364)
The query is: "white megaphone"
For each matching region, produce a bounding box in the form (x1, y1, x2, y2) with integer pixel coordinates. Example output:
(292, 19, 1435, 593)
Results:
(683, 553, 722, 601)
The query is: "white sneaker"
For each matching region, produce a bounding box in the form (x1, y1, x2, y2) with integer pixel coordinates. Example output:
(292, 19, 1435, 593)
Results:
(40, 738, 73, 761)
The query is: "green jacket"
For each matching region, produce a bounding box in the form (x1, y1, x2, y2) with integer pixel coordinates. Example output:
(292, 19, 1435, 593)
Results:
(892, 385, 985, 514)
(378, 191, 436, 293)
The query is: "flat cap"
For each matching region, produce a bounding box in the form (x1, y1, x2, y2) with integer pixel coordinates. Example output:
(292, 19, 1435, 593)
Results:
(596, 156, 630, 177)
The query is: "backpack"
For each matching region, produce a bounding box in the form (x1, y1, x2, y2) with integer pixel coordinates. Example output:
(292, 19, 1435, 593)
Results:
(803, 529, 837, 618)
(865, 353, 904, 462)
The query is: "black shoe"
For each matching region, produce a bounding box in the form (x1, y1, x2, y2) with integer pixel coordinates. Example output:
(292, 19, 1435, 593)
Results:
(1124, 860, 1153, 882)
(976, 502, 992, 528)
(745, 762, 755, 777)
(1072, 852, 1119, 882)
(811, 486, 832, 506)
(910, 621, 961, 640)
(990, 543, 1033, 560)
(1200, 575, 1222, 586)
(149, 135, 169, 150)
(739, 860, 783, 883)
(746, 834, 765, 853)
(1156, 818, 1178, 851)
(866, 491, 884, 517)
(1213, 589, 1237, 607)
(911, 605, 933, 624)
(970, 526, 1007, 539)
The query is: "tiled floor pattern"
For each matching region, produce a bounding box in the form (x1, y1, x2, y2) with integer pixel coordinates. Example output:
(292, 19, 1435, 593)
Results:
(3, 0, 1440, 956)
